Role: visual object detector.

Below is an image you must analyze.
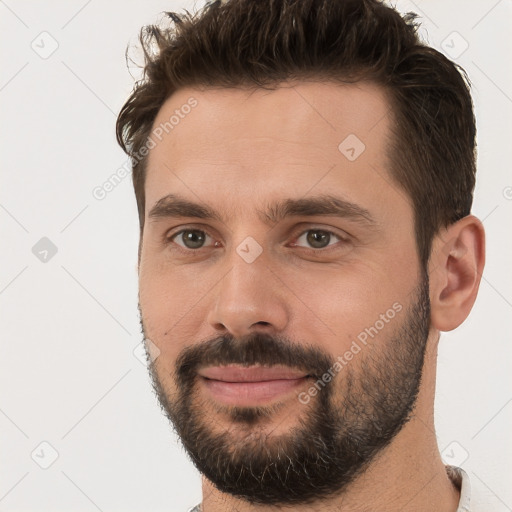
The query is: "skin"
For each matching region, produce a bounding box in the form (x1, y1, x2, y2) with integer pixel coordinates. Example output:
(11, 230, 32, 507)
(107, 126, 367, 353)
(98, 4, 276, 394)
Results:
(138, 81, 485, 511)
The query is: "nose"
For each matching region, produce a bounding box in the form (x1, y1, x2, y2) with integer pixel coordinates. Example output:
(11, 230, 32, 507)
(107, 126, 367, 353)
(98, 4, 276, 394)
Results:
(206, 249, 290, 339)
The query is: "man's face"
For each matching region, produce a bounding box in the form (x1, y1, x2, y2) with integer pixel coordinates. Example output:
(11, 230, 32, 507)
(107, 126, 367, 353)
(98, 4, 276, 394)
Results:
(138, 82, 431, 504)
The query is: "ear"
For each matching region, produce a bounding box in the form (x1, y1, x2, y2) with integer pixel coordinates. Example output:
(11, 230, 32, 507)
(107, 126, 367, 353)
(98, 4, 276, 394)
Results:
(429, 215, 485, 332)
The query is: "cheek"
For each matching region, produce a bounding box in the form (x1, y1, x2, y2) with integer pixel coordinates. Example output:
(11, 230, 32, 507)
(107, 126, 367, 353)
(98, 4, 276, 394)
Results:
(290, 261, 413, 355)
(138, 260, 215, 362)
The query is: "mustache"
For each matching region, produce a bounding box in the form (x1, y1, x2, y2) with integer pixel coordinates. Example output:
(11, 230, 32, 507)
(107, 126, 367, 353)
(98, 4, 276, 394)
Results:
(174, 332, 335, 386)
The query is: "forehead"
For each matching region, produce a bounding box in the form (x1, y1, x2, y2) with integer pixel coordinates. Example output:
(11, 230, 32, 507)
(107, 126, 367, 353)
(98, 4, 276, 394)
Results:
(148, 80, 391, 158)
(144, 81, 406, 224)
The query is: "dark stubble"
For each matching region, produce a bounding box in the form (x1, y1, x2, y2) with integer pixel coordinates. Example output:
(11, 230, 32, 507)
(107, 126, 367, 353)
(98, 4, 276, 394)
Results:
(141, 273, 430, 506)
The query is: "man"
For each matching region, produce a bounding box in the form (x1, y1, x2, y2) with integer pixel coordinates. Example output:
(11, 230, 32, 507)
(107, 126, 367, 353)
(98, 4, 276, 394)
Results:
(116, 0, 490, 510)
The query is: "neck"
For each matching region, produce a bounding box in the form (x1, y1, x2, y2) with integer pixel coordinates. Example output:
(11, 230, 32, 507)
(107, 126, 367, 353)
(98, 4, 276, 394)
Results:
(200, 337, 461, 512)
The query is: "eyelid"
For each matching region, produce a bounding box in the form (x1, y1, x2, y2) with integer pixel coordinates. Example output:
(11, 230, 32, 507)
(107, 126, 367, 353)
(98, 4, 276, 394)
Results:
(290, 224, 350, 242)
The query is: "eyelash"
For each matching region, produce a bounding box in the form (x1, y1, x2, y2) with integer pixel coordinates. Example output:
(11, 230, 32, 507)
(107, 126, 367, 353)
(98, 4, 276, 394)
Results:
(164, 225, 350, 255)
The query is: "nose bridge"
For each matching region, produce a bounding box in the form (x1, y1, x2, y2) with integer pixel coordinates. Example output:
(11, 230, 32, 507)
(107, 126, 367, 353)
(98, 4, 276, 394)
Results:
(207, 237, 289, 336)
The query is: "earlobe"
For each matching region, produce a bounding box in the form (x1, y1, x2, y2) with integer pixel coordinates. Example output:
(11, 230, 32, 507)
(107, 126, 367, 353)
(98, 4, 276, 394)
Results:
(429, 215, 485, 332)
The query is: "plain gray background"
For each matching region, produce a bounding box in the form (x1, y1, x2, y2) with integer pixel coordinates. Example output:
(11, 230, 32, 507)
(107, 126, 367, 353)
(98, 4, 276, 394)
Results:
(1, 0, 511, 510)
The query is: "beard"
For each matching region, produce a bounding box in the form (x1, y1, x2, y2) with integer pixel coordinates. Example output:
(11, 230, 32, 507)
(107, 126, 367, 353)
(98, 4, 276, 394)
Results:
(140, 272, 431, 506)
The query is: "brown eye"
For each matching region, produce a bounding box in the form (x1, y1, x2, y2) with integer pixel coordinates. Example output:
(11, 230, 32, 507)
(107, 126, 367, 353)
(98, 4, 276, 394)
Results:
(294, 229, 343, 250)
(306, 230, 331, 248)
(172, 229, 210, 249)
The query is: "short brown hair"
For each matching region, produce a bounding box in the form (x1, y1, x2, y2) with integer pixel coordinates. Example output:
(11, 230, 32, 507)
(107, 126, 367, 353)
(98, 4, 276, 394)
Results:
(116, 0, 477, 267)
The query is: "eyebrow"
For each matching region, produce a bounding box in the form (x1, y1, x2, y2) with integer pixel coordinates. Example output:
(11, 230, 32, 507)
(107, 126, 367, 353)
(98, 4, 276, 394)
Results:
(148, 193, 376, 228)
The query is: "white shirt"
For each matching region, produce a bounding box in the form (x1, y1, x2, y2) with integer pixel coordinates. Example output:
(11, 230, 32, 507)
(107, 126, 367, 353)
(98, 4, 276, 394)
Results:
(450, 465, 509, 512)
(188, 465, 506, 511)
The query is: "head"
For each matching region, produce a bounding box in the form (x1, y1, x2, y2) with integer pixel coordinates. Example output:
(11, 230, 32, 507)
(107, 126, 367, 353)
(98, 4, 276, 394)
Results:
(117, 0, 485, 506)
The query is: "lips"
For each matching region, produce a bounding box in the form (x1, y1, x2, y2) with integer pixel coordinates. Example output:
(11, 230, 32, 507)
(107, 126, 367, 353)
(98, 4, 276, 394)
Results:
(197, 365, 310, 406)
(198, 365, 309, 382)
